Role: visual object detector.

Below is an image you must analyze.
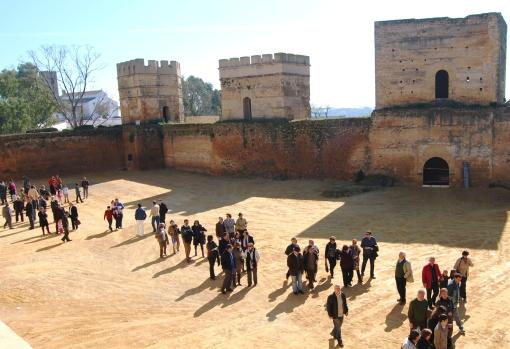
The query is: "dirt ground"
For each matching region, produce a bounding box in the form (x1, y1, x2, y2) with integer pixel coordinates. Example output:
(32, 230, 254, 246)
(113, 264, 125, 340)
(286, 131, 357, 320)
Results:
(1, 169, 509, 349)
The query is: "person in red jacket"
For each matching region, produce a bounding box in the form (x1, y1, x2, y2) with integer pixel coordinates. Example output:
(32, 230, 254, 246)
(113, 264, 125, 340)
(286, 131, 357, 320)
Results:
(104, 205, 114, 232)
(422, 257, 442, 310)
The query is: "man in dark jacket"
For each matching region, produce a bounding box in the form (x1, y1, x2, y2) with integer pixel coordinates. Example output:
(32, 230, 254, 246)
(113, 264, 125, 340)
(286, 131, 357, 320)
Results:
(181, 219, 193, 262)
(361, 231, 378, 280)
(408, 290, 429, 331)
(13, 195, 24, 222)
(25, 199, 34, 229)
(69, 203, 79, 230)
(287, 246, 304, 294)
(220, 244, 235, 294)
(0, 181, 6, 205)
(285, 237, 299, 279)
(215, 217, 226, 242)
(159, 201, 168, 224)
(327, 285, 349, 348)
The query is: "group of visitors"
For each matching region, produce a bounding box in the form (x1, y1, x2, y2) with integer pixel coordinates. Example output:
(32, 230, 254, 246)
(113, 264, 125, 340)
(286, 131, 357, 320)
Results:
(1, 175, 88, 242)
(104, 198, 125, 231)
(399, 251, 473, 349)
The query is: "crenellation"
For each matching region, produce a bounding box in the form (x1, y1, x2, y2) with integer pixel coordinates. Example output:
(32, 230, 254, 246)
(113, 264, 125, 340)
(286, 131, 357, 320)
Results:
(117, 59, 180, 77)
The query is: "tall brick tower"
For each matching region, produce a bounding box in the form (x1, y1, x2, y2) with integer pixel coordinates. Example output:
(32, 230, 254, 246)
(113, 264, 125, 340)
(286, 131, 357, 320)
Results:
(117, 58, 184, 124)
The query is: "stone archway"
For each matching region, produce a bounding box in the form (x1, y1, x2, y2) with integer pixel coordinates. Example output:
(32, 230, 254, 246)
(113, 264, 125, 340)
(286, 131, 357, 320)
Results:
(423, 157, 449, 186)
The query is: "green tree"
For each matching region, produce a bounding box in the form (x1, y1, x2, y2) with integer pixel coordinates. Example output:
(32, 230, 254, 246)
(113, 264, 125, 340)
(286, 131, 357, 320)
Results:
(0, 63, 56, 134)
(182, 76, 221, 116)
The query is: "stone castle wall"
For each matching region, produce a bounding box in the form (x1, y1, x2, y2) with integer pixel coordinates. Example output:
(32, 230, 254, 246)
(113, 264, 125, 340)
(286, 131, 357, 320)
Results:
(375, 13, 507, 109)
(117, 59, 184, 124)
(219, 53, 311, 121)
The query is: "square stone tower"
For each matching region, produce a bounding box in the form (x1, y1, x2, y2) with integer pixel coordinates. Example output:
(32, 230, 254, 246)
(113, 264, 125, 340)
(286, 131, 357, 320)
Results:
(374, 12, 507, 109)
(117, 59, 184, 124)
(219, 53, 310, 121)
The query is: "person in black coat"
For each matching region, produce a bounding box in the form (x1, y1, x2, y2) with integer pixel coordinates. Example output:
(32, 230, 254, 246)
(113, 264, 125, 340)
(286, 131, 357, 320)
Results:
(159, 201, 168, 223)
(181, 220, 193, 262)
(206, 235, 220, 280)
(284, 237, 299, 279)
(327, 285, 349, 348)
(13, 195, 24, 222)
(218, 232, 230, 256)
(25, 199, 34, 229)
(38, 207, 50, 235)
(287, 246, 304, 294)
(339, 245, 355, 287)
(240, 230, 255, 251)
(325, 237, 339, 278)
(303, 245, 318, 289)
(192, 220, 207, 258)
(69, 203, 79, 230)
(50, 198, 59, 233)
(220, 244, 235, 294)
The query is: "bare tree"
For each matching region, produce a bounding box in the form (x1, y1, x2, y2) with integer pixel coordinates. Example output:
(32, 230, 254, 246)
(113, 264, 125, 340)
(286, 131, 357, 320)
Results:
(324, 105, 331, 118)
(29, 45, 110, 128)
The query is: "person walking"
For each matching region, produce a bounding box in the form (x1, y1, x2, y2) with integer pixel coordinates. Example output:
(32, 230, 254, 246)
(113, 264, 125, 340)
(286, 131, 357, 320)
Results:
(436, 288, 464, 334)
(38, 207, 50, 235)
(104, 206, 113, 231)
(326, 285, 348, 348)
(114, 199, 124, 229)
(62, 184, 69, 203)
(303, 244, 318, 289)
(192, 220, 207, 258)
(25, 198, 35, 230)
(287, 246, 304, 295)
(13, 194, 24, 223)
(155, 223, 169, 258)
(74, 183, 83, 203)
(235, 212, 247, 235)
(206, 235, 220, 280)
(134, 203, 147, 237)
(0, 181, 6, 205)
(223, 213, 235, 239)
(2, 203, 12, 229)
(408, 290, 429, 332)
(232, 242, 244, 286)
(69, 202, 79, 230)
(150, 201, 160, 232)
(351, 239, 362, 284)
(285, 237, 299, 279)
(159, 200, 168, 224)
(8, 179, 17, 201)
(168, 220, 180, 253)
(246, 242, 259, 287)
(81, 177, 90, 199)
(422, 257, 441, 309)
(453, 250, 473, 303)
(361, 231, 378, 280)
(433, 314, 449, 349)
(395, 251, 413, 305)
(220, 244, 235, 294)
(340, 245, 355, 287)
(59, 207, 71, 242)
(325, 236, 339, 278)
(447, 273, 463, 307)
(181, 219, 193, 262)
(215, 217, 225, 242)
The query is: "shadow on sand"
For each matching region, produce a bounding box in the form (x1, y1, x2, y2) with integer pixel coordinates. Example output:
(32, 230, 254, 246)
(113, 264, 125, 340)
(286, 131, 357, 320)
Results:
(194, 286, 253, 317)
(384, 303, 407, 332)
(36, 243, 62, 252)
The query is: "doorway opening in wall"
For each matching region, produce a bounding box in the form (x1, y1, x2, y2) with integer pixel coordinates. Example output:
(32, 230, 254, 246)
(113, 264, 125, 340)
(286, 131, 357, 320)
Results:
(435, 70, 449, 99)
(423, 157, 449, 187)
(243, 97, 252, 121)
(162, 106, 170, 123)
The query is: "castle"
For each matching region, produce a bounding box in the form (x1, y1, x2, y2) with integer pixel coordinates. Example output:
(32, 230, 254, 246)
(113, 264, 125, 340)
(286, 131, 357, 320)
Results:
(1, 12, 508, 188)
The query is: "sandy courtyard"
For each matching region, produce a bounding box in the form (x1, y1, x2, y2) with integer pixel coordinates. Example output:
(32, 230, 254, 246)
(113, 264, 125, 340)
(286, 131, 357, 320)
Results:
(1, 169, 510, 348)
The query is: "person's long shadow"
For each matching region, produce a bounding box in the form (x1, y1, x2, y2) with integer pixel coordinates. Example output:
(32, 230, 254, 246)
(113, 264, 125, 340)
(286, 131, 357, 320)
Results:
(152, 259, 189, 278)
(175, 278, 217, 302)
(344, 279, 371, 300)
(110, 233, 154, 248)
(193, 258, 208, 267)
(86, 230, 114, 240)
(24, 234, 57, 244)
(12, 234, 47, 244)
(132, 257, 167, 272)
(457, 301, 470, 323)
(36, 243, 62, 252)
(268, 280, 291, 303)
(311, 277, 332, 299)
(384, 303, 407, 332)
(193, 286, 253, 317)
(0, 229, 25, 239)
(266, 290, 310, 321)
(451, 331, 465, 346)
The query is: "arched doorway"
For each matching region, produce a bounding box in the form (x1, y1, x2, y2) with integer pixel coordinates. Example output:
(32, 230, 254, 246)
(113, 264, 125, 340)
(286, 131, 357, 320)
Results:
(243, 97, 252, 121)
(435, 70, 449, 99)
(162, 106, 170, 122)
(423, 157, 449, 186)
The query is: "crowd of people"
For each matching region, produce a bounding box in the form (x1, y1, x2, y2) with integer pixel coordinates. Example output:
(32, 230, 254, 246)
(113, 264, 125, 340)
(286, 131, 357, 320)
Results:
(1, 175, 89, 242)
(2, 176, 474, 348)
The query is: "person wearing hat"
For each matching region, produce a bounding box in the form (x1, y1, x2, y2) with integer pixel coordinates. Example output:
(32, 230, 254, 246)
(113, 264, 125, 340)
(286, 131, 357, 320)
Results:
(325, 236, 339, 278)
(453, 250, 473, 302)
(287, 245, 304, 294)
(361, 231, 378, 280)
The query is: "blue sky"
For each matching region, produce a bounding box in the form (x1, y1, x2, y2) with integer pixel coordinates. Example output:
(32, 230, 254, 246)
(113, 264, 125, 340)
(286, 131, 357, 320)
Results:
(1, 0, 509, 107)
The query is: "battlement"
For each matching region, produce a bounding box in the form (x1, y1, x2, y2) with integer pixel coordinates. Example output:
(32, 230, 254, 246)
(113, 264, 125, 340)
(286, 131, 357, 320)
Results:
(375, 12, 505, 28)
(219, 52, 310, 79)
(117, 59, 181, 77)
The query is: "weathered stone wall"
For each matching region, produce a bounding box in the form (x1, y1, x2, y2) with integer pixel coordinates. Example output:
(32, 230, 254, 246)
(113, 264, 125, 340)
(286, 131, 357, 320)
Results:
(219, 53, 311, 121)
(123, 124, 165, 171)
(370, 107, 510, 186)
(117, 59, 184, 124)
(0, 128, 125, 179)
(162, 119, 370, 179)
(375, 13, 507, 109)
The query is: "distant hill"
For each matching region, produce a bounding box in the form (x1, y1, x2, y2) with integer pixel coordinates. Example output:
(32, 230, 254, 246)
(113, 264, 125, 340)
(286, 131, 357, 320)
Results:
(311, 106, 373, 118)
